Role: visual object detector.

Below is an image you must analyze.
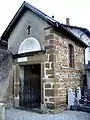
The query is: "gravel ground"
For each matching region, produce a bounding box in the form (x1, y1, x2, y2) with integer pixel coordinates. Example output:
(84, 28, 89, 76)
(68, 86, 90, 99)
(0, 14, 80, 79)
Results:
(5, 108, 90, 120)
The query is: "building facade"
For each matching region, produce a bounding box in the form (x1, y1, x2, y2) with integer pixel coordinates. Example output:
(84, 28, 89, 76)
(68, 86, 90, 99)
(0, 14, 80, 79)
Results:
(0, 2, 87, 112)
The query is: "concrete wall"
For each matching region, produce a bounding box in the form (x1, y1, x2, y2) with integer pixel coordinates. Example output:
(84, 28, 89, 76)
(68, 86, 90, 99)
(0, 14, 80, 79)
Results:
(8, 10, 49, 55)
(0, 49, 13, 107)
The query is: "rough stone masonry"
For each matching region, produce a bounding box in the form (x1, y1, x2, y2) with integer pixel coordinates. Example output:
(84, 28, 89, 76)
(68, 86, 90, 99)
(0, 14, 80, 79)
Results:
(43, 27, 85, 110)
(0, 26, 85, 112)
(0, 49, 13, 107)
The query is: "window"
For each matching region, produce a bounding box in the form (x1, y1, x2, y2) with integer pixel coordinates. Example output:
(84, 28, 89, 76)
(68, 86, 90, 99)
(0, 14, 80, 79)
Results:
(68, 44, 74, 67)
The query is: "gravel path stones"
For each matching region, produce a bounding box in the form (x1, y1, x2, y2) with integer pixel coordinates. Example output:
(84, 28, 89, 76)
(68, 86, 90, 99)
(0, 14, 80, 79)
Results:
(5, 108, 90, 120)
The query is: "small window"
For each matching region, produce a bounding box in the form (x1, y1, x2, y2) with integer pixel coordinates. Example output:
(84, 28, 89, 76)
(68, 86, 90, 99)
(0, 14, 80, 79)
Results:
(68, 44, 74, 67)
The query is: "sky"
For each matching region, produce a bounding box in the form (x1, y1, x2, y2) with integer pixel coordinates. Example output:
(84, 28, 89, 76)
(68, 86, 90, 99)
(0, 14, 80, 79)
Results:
(0, 0, 90, 36)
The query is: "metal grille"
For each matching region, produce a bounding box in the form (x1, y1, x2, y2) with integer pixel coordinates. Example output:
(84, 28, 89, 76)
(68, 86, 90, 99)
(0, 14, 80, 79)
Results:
(19, 87, 41, 109)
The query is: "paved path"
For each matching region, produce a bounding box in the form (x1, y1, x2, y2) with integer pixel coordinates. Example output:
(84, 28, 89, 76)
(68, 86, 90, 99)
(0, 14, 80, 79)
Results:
(5, 108, 90, 120)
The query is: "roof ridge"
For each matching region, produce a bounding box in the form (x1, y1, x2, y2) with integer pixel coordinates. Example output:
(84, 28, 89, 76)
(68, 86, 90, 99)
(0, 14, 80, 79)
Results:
(0, 1, 88, 48)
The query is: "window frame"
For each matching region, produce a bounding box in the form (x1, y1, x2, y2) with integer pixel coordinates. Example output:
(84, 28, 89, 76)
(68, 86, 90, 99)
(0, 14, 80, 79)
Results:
(68, 44, 74, 68)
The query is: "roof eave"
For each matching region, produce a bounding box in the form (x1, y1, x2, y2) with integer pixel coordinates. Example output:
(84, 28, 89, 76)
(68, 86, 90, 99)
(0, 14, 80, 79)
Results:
(0, 1, 88, 48)
(51, 22, 88, 48)
(61, 24, 90, 38)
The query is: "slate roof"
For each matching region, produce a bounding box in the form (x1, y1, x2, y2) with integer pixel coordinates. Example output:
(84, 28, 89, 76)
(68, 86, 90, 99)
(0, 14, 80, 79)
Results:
(0, 1, 88, 48)
(61, 24, 90, 38)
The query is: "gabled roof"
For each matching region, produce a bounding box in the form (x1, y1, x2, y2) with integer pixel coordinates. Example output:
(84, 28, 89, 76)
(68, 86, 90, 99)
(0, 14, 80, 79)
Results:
(61, 24, 90, 38)
(0, 1, 88, 48)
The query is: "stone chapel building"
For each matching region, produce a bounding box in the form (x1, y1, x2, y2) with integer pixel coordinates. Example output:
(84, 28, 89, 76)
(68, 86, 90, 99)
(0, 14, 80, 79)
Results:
(0, 1, 88, 112)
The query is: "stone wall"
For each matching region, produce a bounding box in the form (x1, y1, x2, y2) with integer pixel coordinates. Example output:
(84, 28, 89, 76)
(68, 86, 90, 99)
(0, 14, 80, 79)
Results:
(8, 26, 85, 111)
(44, 28, 85, 110)
(0, 49, 13, 107)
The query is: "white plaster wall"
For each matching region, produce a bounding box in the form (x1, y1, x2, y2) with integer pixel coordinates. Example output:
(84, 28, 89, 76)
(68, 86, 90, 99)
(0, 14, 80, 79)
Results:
(8, 10, 49, 55)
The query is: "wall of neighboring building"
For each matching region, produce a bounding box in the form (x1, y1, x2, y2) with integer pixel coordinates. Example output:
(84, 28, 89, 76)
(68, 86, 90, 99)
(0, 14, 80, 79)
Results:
(44, 28, 85, 110)
(0, 49, 13, 107)
(8, 10, 49, 55)
(67, 27, 90, 64)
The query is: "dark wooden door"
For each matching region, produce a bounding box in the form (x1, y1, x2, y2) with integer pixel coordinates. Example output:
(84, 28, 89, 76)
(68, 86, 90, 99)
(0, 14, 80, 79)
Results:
(19, 64, 41, 109)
